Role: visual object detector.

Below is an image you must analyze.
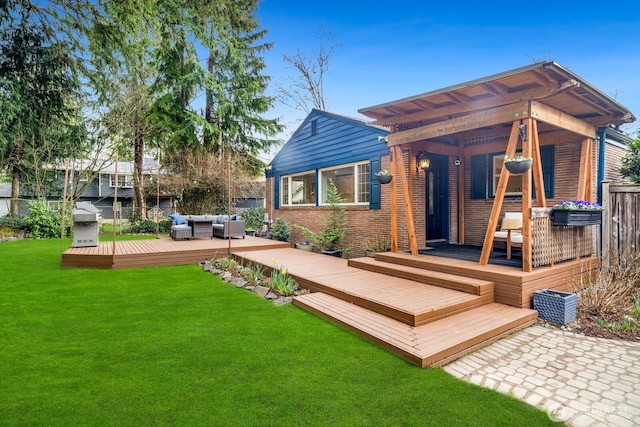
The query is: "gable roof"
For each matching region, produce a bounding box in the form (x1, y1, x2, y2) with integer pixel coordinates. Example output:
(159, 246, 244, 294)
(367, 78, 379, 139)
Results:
(267, 109, 389, 177)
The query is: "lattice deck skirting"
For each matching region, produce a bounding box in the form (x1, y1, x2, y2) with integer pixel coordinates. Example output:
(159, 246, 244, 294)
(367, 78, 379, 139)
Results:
(531, 208, 594, 267)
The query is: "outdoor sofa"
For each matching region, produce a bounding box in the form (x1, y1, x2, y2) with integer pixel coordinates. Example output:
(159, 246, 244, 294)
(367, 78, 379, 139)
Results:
(209, 215, 246, 239)
(169, 213, 245, 240)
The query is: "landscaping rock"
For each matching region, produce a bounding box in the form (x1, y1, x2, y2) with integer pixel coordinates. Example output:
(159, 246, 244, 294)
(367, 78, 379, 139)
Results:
(274, 297, 293, 306)
(253, 285, 270, 297)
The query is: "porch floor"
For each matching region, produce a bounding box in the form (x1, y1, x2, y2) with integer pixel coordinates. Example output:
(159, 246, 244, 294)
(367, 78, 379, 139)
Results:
(421, 243, 522, 268)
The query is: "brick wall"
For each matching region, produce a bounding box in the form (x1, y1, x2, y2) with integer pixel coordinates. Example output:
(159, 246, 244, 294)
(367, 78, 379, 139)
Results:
(267, 139, 618, 255)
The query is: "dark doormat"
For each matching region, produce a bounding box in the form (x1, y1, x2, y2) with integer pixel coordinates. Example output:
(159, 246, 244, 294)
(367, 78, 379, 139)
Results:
(419, 243, 522, 268)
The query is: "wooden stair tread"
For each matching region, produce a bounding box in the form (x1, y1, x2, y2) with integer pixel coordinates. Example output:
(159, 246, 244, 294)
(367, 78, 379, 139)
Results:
(294, 292, 537, 367)
(348, 257, 494, 296)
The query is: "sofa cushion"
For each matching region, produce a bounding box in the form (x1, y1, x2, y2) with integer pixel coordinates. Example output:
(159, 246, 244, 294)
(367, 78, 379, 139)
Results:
(169, 213, 186, 225)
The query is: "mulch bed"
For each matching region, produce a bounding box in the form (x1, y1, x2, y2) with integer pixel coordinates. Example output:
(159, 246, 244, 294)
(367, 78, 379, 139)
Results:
(572, 315, 640, 342)
(540, 315, 640, 342)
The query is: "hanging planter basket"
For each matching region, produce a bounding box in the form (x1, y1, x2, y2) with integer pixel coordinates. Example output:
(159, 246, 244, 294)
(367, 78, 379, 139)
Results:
(377, 175, 393, 184)
(504, 159, 532, 175)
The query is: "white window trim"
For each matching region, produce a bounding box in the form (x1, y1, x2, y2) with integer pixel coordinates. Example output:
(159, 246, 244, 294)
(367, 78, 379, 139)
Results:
(319, 161, 370, 206)
(492, 153, 523, 197)
(109, 174, 134, 188)
(280, 170, 316, 207)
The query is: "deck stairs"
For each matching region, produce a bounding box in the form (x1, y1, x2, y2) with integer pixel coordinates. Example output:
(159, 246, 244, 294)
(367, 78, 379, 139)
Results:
(234, 248, 537, 368)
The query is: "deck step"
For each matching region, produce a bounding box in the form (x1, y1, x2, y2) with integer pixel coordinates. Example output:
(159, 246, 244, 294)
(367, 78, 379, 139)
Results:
(293, 292, 538, 367)
(348, 257, 494, 297)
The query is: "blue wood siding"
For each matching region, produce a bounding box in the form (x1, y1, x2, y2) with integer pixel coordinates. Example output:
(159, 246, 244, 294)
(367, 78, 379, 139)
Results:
(267, 110, 389, 209)
(268, 110, 389, 177)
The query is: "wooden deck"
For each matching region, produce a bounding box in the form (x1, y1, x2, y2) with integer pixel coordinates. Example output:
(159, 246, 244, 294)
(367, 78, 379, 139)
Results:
(62, 239, 558, 367)
(61, 236, 290, 269)
(234, 248, 538, 367)
(372, 252, 598, 308)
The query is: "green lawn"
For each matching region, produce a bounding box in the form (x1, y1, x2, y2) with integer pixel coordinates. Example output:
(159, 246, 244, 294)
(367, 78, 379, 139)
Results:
(0, 238, 557, 426)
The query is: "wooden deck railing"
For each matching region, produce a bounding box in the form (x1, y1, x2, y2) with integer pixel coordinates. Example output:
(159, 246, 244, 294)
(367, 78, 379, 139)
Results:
(531, 208, 595, 267)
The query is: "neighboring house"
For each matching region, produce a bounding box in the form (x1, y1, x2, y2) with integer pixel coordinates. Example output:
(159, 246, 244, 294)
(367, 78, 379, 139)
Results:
(67, 157, 173, 220)
(265, 109, 389, 256)
(3, 157, 173, 219)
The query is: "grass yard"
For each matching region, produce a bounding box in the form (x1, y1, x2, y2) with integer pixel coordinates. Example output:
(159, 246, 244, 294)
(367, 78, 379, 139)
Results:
(0, 238, 557, 426)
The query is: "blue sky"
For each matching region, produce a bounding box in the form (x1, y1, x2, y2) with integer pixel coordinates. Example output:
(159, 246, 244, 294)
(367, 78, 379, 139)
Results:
(257, 0, 640, 158)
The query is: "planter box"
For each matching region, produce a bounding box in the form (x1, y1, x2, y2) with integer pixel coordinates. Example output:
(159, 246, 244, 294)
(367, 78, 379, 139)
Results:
(552, 209, 602, 226)
(533, 289, 577, 325)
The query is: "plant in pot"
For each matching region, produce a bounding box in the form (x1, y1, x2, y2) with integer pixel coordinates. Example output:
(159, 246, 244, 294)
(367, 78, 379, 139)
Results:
(362, 232, 391, 258)
(295, 239, 313, 251)
(552, 200, 604, 226)
(503, 155, 533, 174)
(293, 180, 350, 258)
(243, 207, 266, 236)
(375, 169, 393, 184)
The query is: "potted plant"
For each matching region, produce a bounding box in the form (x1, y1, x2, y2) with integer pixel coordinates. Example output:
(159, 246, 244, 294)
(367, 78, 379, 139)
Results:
(552, 200, 604, 226)
(295, 240, 313, 251)
(503, 155, 533, 174)
(362, 232, 391, 257)
(293, 180, 350, 258)
(245, 228, 255, 236)
(375, 170, 393, 184)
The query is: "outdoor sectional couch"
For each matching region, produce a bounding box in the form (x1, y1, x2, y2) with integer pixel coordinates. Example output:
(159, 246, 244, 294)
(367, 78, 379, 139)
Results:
(169, 213, 245, 240)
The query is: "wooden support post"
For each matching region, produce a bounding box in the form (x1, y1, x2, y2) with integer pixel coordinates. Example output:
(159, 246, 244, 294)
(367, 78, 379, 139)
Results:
(479, 121, 519, 265)
(601, 180, 610, 267)
(390, 148, 398, 253)
(522, 118, 533, 272)
(586, 138, 594, 202)
(458, 143, 465, 244)
(577, 138, 591, 200)
(530, 119, 546, 207)
(393, 146, 419, 255)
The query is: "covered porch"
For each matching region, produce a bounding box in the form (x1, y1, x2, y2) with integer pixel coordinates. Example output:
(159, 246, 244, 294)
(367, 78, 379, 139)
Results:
(359, 61, 635, 274)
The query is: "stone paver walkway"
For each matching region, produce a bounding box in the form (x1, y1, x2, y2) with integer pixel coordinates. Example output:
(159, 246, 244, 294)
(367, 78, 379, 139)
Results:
(443, 325, 640, 426)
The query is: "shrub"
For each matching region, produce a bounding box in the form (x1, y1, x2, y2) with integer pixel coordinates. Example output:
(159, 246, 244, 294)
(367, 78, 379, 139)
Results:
(294, 180, 349, 253)
(270, 217, 291, 242)
(127, 219, 171, 234)
(0, 213, 26, 231)
(23, 199, 69, 239)
(242, 207, 266, 231)
(573, 252, 640, 318)
(620, 133, 640, 183)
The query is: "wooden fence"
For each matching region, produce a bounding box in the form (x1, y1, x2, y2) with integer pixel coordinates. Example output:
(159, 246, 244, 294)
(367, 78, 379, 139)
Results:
(601, 181, 640, 264)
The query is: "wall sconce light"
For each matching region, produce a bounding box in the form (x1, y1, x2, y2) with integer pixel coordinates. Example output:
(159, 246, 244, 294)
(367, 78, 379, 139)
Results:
(416, 153, 430, 173)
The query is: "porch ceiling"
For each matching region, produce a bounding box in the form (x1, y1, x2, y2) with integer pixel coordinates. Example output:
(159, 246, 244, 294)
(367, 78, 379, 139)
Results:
(359, 62, 635, 140)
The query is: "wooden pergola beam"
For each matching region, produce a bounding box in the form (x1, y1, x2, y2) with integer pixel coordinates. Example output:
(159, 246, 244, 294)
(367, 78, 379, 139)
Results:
(530, 100, 596, 138)
(375, 81, 578, 127)
(388, 102, 531, 146)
